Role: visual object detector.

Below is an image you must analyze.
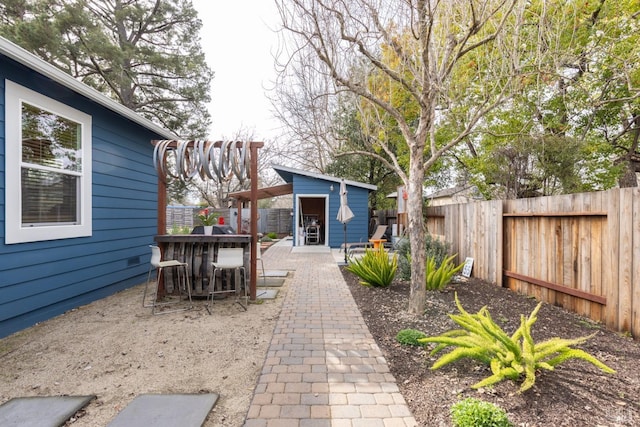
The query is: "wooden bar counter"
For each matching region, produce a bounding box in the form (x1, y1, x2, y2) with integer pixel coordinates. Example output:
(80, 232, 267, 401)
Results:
(154, 234, 252, 297)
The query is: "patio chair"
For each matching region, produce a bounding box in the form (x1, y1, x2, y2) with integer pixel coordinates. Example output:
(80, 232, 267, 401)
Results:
(207, 247, 248, 314)
(143, 245, 193, 315)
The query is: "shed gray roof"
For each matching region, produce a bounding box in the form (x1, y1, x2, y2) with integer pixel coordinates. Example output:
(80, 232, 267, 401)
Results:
(272, 164, 377, 191)
(0, 36, 176, 140)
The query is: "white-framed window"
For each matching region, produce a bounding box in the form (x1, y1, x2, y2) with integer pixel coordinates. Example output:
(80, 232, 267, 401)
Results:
(5, 80, 92, 244)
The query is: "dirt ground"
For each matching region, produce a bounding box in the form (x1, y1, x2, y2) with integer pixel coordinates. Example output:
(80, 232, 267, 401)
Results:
(343, 269, 640, 427)
(0, 281, 285, 426)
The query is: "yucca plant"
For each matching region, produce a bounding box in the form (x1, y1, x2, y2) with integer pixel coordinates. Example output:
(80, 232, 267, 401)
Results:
(419, 293, 616, 392)
(426, 254, 464, 290)
(346, 246, 397, 287)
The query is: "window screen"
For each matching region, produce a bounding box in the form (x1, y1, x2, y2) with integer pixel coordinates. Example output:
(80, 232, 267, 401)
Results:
(20, 103, 82, 226)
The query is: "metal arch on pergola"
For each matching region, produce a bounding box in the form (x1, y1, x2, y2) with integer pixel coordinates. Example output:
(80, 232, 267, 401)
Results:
(151, 139, 264, 301)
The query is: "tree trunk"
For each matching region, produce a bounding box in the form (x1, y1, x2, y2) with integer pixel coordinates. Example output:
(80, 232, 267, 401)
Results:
(618, 114, 640, 188)
(618, 160, 639, 188)
(407, 149, 426, 314)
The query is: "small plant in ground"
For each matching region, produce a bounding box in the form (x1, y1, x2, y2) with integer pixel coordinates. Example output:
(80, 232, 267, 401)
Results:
(396, 329, 428, 346)
(346, 246, 397, 288)
(450, 397, 513, 427)
(266, 232, 278, 239)
(419, 293, 615, 392)
(426, 253, 464, 290)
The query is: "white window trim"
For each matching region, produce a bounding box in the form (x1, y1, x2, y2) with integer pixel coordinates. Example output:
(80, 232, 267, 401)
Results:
(5, 79, 92, 244)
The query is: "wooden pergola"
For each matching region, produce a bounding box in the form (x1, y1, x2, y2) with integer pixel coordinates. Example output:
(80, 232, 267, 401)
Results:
(152, 140, 264, 300)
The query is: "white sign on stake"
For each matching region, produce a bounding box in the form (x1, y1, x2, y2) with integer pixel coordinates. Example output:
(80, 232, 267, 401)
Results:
(462, 257, 474, 278)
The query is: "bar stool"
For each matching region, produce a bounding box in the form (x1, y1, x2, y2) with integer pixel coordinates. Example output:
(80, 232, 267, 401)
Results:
(257, 241, 266, 286)
(207, 247, 247, 314)
(143, 245, 193, 315)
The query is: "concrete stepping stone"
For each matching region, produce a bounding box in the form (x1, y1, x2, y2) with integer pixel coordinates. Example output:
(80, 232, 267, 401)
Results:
(107, 393, 218, 427)
(256, 289, 279, 299)
(260, 270, 289, 277)
(0, 395, 95, 427)
(257, 278, 285, 287)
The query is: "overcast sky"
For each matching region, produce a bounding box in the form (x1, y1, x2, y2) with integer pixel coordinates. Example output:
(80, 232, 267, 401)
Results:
(192, 0, 281, 141)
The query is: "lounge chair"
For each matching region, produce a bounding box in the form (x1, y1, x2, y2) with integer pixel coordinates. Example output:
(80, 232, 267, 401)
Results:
(341, 225, 389, 255)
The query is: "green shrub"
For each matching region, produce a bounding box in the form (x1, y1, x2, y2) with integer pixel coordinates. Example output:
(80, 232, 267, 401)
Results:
(396, 329, 428, 346)
(395, 238, 411, 280)
(261, 236, 273, 242)
(168, 224, 191, 235)
(450, 398, 512, 427)
(396, 234, 451, 281)
(419, 293, 615, 392)
(346, 246, 397, 288)
(266, 232, 278, 239)
(426, 254, 464, 290)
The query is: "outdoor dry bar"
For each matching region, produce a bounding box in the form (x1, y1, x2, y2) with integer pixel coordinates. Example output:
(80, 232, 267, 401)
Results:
(154, 234, 251, 297)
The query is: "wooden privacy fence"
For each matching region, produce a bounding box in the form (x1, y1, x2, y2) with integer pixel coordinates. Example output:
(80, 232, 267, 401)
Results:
(166, 207, 293, 235)
(425, 188, 640, 337)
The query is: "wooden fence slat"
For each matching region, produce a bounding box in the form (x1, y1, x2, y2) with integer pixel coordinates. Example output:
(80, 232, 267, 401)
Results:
(590, 192, 604, 322)
(538, 196, 549, 304)
(632, 188, 640, 336)
(578, 194, 591, 319)
(618, 189, 634, 331)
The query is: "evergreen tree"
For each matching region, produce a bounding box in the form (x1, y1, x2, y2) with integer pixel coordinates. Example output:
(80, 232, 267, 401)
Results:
(1, 0, 212, 137)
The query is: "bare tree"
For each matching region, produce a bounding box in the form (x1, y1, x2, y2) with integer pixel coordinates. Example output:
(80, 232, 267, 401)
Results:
(270, 47, 340, 173)
(275, 0, 528, 313)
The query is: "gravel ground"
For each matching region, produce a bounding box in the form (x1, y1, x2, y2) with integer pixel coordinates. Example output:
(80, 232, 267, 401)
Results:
(0, 281, 285, 426)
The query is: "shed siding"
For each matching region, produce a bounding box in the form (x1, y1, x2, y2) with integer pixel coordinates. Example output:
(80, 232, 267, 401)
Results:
(293, 175, 370, 248)
(0, 54, 161, 337)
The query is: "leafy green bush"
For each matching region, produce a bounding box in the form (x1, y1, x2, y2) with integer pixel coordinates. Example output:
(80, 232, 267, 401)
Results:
(426, 254, 464, 290)
(450, 398, 513, 427)
(346, 246, 397, 288)
(168, 224, 191, 235)
(396, 329, 428, 346)
(266, 232, 278, 239)
(419, 293, 615, 392)
(395, 238, 411, 280)
(396, 234, 451, 281)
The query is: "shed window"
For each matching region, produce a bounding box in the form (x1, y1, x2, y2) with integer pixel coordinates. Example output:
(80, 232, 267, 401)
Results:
(5, 80, 92, 244)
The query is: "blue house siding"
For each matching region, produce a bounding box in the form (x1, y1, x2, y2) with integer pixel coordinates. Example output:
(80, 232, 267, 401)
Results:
(0, 51, 167, 338)
(329, 184, 370, 249)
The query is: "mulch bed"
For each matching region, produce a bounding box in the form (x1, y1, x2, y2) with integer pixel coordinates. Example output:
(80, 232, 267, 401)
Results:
(342, 268, 640, 426)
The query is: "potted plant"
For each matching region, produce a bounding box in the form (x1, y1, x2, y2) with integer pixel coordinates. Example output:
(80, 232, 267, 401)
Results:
(196, 208, 217, 234)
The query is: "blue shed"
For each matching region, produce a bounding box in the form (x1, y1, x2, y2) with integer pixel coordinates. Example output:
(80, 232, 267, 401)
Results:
(272, 165, 377, 249)
(0, 37, 176, 338)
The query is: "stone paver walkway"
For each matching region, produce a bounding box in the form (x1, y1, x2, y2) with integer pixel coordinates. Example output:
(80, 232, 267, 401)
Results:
(244, 240, 417, 427)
